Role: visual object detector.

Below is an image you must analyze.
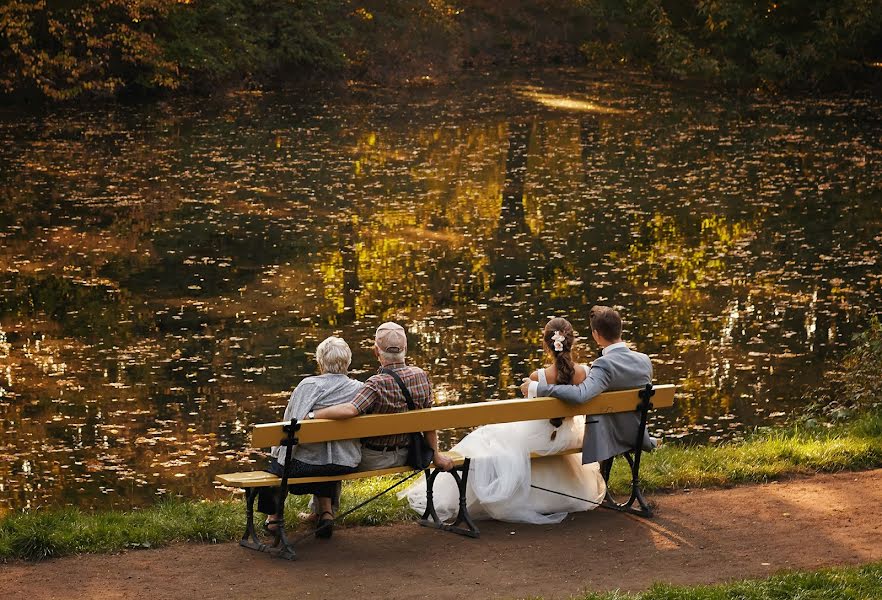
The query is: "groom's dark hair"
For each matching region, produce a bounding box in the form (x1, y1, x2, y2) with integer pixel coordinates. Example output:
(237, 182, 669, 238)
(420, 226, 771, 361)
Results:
(589, 306, 622, 341)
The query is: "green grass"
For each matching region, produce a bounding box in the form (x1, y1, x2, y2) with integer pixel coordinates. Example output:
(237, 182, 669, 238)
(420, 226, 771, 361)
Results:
(279, 473, 418, 527)
(608, 409, 882, 495)
(2, 410, 881, 561)
(0, 499, 242, 561)
(570, 561, 882, 600)
(0, 476, 417, 561)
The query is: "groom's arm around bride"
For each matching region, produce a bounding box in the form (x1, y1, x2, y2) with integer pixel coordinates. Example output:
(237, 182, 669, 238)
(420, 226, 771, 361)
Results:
(520, 306, 656, 465)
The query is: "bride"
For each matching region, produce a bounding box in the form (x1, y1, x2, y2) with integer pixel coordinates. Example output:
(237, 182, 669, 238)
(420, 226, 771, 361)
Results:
(398, 317, 606, 524)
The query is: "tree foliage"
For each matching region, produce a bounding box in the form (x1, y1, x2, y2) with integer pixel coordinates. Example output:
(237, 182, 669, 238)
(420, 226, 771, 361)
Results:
(0, 0, 356, 101)
(581, 0, 882, 88)
(0, 0, 178, 100)
(1, 1, 881, 101)
(159, 0, 352, 87)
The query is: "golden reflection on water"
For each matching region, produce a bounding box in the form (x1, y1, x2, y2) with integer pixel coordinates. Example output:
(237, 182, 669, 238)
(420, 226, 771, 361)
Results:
(517, 85, 629, 114)
(0, 75, 880, 509)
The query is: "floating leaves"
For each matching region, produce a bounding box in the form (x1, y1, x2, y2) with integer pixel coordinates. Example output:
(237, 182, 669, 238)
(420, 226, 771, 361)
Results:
(0, 75, 880, 511)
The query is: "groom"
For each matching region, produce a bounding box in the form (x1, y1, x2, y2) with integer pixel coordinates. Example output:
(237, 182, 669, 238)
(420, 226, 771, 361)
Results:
(521, 306, 656, 472)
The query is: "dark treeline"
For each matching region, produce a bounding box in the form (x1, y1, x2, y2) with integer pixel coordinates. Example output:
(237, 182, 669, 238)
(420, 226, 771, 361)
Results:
(585, 0, 882, 88)
(1, 0, 881, 103)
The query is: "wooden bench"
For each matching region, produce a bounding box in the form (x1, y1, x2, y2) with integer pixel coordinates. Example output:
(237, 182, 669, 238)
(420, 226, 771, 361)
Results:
(217, 383, 675, 560)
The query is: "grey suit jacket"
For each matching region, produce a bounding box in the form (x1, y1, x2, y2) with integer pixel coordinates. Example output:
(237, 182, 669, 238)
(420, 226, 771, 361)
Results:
(536, 346, 655, 464)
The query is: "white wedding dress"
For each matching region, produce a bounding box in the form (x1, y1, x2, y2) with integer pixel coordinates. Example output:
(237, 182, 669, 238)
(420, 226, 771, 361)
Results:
(398, 365, 606, 524)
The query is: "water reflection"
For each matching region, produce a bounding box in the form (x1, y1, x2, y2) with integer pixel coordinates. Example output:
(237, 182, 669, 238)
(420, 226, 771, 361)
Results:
(0, 74, 880, 510)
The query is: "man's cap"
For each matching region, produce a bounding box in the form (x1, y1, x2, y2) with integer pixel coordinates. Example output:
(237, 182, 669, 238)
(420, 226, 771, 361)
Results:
(375, 322, 407, 354)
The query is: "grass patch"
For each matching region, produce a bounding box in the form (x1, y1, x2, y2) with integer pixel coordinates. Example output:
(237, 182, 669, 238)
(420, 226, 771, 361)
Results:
(572, 560, 882, 600)
(279, 474, 418, 527)
(0, 499, 242, 561)
(608, 409, 882, 495)
(0, 476, 416, 561)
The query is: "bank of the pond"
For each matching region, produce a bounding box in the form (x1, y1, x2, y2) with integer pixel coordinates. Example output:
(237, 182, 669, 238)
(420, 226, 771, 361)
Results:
(3, 407, 881, 561)
(3, 468, 882, 600)
(574, 561, 882, 600)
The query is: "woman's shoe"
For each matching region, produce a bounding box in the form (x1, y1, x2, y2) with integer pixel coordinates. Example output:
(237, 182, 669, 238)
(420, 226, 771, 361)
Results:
(315, 511, 334, 539)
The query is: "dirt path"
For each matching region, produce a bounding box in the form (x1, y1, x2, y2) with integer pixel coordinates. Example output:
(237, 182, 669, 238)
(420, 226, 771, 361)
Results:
(2, 469, 881, 600)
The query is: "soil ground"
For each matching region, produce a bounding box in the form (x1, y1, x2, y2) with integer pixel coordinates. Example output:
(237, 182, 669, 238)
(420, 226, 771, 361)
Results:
(2, 469, 881, 600)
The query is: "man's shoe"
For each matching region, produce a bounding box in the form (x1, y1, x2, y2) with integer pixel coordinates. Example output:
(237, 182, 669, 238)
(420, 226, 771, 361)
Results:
(315, 511, 334, 539)
(297, 511, 319, 523)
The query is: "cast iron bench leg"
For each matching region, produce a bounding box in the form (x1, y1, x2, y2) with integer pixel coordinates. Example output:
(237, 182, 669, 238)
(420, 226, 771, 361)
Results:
(238, 418, 301, 560)
(237, 485, 298, 560)
(238, 486, 296, 560)
(419, 458, 480, 538)
(601, 383, 655, 518)
(601, 452, 652, 517)
(241, 487, 260, 546)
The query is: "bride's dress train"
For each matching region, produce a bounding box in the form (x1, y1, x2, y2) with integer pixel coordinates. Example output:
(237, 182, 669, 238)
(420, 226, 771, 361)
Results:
(398, 367, 606, 524)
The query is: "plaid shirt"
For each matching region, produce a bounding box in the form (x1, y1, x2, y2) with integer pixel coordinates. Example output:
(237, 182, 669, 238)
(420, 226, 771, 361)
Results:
(351, 362, 433, 447)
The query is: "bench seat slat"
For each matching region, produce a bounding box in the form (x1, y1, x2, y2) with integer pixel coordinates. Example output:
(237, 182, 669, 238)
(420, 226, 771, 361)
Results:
(216, 448, 582, 488)
(216, 451, 464, 488)
(251, 384, 675, 448)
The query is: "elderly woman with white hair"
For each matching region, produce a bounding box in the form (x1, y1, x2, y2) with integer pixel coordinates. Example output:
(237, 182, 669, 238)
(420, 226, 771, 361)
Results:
(258, 336, 363, 538)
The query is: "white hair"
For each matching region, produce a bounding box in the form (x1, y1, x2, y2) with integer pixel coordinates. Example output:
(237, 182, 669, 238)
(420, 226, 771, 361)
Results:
(316, 336, 352, 374)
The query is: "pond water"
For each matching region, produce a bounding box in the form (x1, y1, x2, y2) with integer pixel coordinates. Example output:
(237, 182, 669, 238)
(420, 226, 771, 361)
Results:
(1, 71, 880, 511)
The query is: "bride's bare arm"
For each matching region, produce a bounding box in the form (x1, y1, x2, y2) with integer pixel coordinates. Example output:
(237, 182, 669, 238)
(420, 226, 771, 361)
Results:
(519, 370, 540, 396)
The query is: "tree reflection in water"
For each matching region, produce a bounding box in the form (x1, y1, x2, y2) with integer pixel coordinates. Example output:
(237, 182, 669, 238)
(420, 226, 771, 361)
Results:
(0, 75, 880, 510)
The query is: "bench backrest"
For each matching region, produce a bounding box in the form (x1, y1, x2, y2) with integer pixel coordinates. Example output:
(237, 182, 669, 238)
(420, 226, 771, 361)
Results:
(250, 385, 675, 448)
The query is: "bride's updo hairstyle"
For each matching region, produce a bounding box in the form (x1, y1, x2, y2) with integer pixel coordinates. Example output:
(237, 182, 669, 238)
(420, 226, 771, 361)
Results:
(543, 317, 576, 384)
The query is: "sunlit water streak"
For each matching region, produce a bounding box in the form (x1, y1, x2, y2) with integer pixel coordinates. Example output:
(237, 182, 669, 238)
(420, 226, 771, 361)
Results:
(0, 72, 880, 510)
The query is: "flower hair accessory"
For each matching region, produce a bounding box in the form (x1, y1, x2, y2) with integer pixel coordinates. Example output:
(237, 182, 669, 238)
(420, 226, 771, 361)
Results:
(551, 331, 566, 352)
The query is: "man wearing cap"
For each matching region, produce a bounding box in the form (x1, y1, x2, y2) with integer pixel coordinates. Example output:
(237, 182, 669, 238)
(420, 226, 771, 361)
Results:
(313, 322, 454, 472)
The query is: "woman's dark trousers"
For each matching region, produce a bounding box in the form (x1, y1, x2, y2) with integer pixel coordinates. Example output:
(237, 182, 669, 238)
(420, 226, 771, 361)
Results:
(257, 459, 355, 515)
